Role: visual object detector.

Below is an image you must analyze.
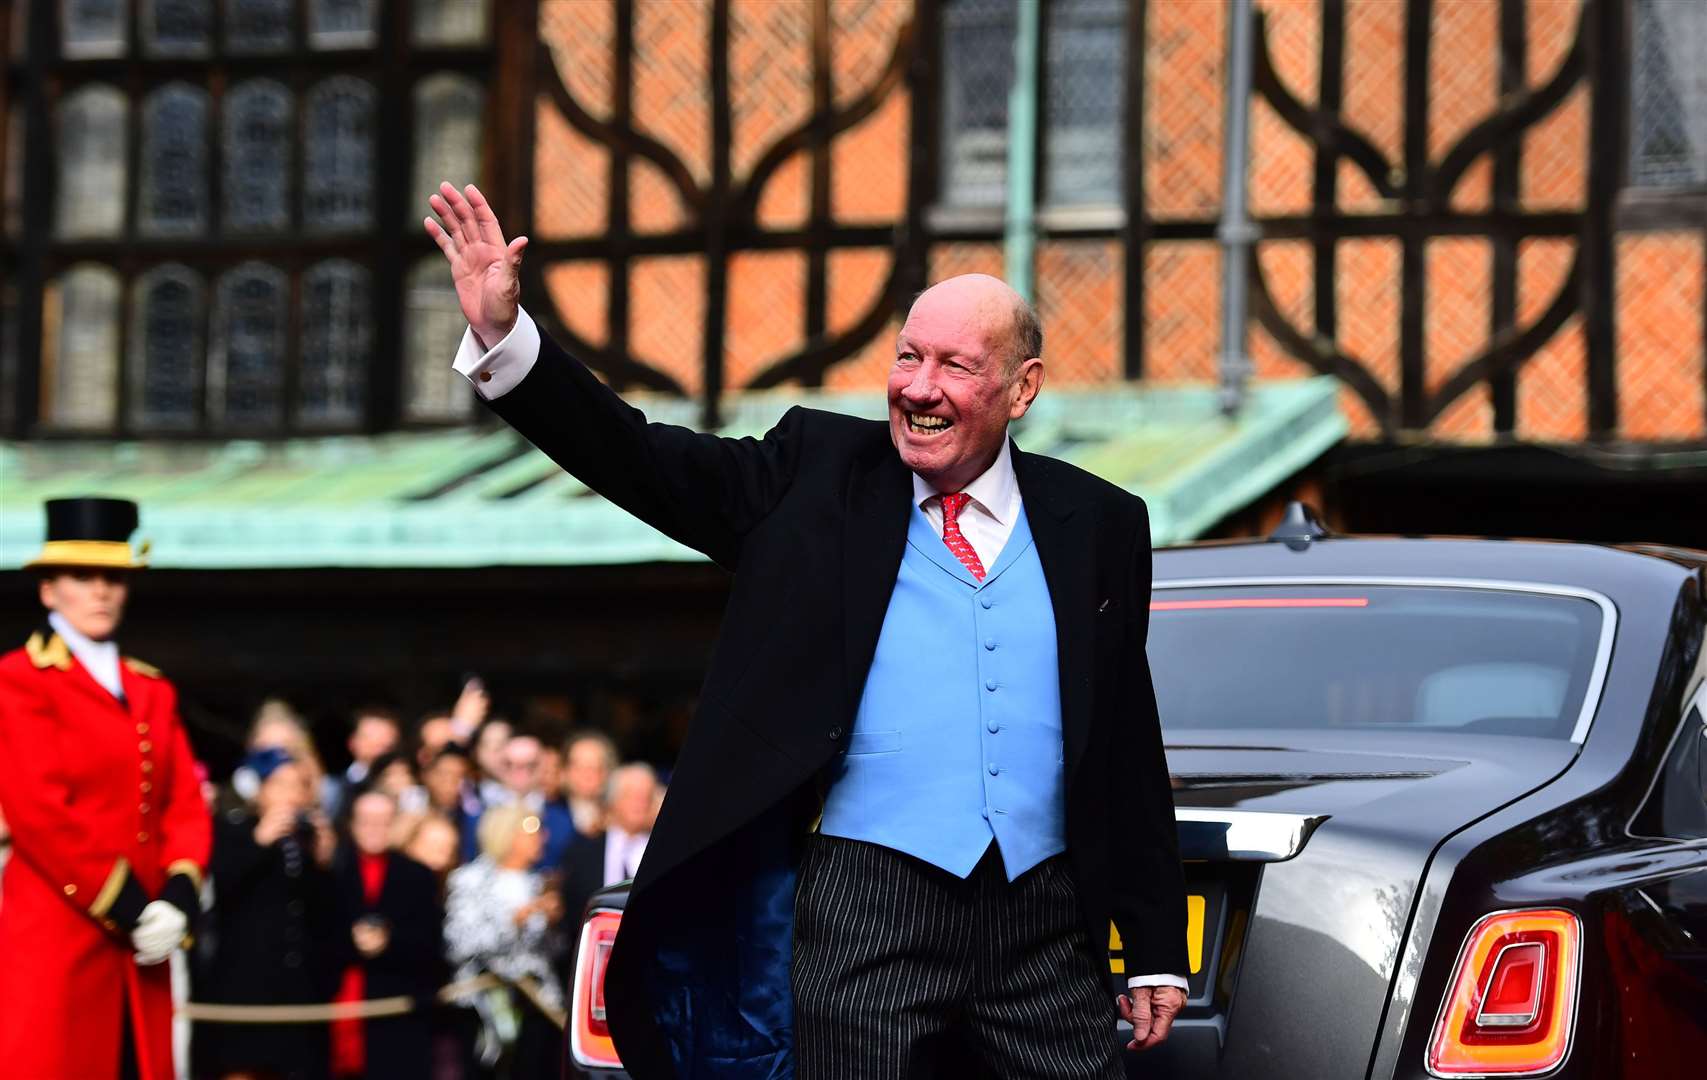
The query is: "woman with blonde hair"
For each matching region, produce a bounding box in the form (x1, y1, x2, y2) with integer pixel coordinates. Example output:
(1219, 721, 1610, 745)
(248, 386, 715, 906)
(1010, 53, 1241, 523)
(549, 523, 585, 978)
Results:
(444, 804, 565, 1074)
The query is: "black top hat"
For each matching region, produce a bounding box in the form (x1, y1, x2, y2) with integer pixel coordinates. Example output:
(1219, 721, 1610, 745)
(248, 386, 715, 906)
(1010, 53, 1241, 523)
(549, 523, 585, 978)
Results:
(25, 497, 148, 571)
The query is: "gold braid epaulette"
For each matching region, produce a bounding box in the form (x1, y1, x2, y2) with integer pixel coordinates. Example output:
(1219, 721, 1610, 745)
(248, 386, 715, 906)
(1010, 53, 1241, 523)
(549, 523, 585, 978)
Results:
(25, 632, 72, 671)
(123, 656, 163, 679)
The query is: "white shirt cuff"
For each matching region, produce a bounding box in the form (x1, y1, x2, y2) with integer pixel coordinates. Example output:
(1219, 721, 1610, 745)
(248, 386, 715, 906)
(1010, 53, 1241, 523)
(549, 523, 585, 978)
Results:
(1126, 973, 1190, 991)
(452, 307, 541, 400)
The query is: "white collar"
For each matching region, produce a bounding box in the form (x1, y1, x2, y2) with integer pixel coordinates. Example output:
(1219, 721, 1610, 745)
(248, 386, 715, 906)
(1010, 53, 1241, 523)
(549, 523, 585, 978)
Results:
(911, 437, 1017, 523)
(48, 611, 118, 659)
(48, 611, 123, 697)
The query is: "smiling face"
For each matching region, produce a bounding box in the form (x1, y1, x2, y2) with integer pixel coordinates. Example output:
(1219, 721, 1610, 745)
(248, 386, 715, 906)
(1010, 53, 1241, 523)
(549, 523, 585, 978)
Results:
(38, 569, 129, 642)
(888, 275, 1045, 494)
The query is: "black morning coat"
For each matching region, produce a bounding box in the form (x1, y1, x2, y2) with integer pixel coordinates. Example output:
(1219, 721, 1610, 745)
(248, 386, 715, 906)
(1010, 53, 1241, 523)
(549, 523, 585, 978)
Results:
(486, 327, 1190, 1079)
(332, 849, 444, 1080)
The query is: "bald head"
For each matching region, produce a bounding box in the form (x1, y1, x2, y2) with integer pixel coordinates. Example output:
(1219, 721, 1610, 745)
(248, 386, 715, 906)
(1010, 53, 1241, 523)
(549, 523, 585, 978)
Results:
(908, 274, 1042, 379)
(889, 273, 1047, 493)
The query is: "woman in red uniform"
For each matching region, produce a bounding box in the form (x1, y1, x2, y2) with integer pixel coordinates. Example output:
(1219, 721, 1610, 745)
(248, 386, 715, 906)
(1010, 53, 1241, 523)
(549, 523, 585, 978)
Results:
(0, 497, 212, 1080)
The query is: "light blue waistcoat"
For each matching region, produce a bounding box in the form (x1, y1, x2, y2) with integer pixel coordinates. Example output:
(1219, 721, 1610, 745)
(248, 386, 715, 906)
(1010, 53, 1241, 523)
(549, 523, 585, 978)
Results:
(819, 502, 1065, 880)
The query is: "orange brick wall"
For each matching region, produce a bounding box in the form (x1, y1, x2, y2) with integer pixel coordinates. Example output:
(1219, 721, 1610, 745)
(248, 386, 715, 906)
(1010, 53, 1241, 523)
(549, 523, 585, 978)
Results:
(531, 0, 1706, 443)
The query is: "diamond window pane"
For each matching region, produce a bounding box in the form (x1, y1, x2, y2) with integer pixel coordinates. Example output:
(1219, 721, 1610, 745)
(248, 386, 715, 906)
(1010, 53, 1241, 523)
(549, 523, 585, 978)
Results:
(225, 0, 293, 53)
(412, 0, 491, 46)
(61, 0, 127, 59)
(55, 85, 128, 239)
(305, 77, 377, 232)
(1630, 0, 1707, 189)
(45, 265, 122, 430)
(300, 260, 371, 426)
(1045, 0, 1124, 206)
(224, 80, 294, 232)
(941, 0, 1016, 208)
(129, 265, 205, 431)
(404, 257, 475, 422)
(139, 83, 211, 237)
(310, 0, 379, 50)
(210, 262, 287, 429)
(412, 73, 485, 218)
(142, 0, 212, 58)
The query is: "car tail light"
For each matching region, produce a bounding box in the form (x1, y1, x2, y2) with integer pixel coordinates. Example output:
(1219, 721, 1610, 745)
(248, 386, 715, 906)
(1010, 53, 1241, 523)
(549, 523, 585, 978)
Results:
(570, 909, 624, 1071)
(1427, 909, 1581, 1077)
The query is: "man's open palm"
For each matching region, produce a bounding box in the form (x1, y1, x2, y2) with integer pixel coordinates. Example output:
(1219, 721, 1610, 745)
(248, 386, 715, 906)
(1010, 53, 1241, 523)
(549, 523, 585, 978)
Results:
(423, 181, 527, 348)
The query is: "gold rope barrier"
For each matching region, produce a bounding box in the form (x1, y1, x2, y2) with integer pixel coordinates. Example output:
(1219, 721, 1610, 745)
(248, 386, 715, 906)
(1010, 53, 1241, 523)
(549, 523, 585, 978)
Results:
(176, 973, 566, 1031)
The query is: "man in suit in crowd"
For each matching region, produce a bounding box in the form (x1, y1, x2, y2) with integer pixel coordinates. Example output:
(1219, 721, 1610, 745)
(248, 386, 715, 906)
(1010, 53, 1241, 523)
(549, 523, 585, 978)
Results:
(559, 763, 660, 925)
(425, 182, 1187, 1078)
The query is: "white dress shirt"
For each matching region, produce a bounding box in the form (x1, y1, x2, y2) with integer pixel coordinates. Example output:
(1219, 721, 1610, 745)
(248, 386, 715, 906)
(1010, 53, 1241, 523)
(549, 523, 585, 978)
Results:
(48, 612, 123, 699)
(603, 826, 649, 887)
(452, 310, 1189, 994)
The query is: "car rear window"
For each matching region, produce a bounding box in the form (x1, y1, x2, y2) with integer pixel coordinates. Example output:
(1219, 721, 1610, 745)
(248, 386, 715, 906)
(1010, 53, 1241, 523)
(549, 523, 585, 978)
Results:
(1148, 584, 1607, 740)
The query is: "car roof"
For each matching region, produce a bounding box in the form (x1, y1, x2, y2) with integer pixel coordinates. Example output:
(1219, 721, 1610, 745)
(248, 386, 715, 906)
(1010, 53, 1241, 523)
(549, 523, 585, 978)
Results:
(1154, 534, 1702, 612)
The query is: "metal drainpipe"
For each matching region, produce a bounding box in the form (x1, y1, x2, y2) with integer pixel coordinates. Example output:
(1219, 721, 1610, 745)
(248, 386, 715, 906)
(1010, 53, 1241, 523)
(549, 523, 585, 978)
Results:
(1004, 0, 1041, 300)
(1218, 0, 1258, 416)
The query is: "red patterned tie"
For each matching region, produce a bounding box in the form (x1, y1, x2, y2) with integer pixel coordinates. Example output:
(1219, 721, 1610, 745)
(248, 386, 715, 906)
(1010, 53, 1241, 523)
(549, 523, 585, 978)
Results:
(939, 492, 987, 581)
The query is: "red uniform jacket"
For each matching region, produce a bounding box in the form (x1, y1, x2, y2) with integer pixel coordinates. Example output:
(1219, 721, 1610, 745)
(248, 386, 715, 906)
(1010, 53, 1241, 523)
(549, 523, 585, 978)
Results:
(0, 626, 211, 1080)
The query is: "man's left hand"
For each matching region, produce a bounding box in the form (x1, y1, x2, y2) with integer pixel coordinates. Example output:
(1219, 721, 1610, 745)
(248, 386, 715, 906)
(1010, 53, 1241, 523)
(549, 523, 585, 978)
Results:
(1118, 985, 1185, 1051)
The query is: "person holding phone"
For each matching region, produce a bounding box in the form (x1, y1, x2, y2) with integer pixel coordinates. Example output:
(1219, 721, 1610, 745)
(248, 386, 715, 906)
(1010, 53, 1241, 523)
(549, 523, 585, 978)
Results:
(194, 748, 341, 1080)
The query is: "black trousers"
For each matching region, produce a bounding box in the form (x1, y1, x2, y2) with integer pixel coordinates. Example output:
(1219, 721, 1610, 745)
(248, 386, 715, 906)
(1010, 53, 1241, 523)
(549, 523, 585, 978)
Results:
(792, 834, 1122, 1080)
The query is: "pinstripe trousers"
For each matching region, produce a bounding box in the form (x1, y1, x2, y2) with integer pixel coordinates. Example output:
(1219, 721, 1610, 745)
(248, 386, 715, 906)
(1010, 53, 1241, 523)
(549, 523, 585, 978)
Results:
(792, 834, 1123, 1080)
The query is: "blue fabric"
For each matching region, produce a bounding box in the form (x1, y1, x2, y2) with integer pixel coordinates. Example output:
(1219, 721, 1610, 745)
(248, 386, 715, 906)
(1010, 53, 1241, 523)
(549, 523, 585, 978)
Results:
(820, 505, 1065, 880)
(649, 814, 796, 1079)
(536, 798, 579, 870)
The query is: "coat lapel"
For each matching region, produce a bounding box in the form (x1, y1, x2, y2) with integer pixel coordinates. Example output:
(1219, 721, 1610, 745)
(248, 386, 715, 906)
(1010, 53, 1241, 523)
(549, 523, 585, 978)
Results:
(841, 447, 912, 723)
(1012, 443, 1096, 787)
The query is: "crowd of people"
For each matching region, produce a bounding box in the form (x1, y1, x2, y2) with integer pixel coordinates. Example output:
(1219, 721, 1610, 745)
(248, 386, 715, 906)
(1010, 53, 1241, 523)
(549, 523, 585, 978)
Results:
(184, 682, 658, 1080)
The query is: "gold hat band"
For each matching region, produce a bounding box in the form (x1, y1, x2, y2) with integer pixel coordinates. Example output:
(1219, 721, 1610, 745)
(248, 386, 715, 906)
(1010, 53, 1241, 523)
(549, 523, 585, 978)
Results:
(24, 540, 148, 571)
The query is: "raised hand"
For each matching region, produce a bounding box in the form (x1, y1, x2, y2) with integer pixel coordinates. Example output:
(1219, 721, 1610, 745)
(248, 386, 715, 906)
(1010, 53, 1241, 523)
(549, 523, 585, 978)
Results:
(424, 182, 529, 349)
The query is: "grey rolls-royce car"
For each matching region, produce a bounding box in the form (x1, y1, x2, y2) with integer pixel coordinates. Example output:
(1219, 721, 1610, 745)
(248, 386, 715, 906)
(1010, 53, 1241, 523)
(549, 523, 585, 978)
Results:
(568, 508, 1707, 1079)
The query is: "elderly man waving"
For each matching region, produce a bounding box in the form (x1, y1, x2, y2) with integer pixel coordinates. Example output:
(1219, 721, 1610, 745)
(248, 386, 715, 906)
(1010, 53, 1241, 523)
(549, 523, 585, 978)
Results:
(426, 182, 1187, 1079)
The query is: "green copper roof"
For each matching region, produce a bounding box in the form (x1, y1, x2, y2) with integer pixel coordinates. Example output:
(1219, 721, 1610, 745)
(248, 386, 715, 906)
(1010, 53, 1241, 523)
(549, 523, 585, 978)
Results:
(0, 378, 1345, 569)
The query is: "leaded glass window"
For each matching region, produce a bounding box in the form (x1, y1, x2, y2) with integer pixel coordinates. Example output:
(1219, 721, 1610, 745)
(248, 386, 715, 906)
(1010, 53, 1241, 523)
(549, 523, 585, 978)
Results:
(1044, 0, 1123, 206)
(55, 86, 128, 239)
(941, 0, 1016, 208)
(412, 74, 486, 218)
(129, 265, 205, 431)
(413, 0, 491, 47)
(209, 263, 288, 429)
(225, 0, 292, 53)
(142, 0, 213, 58)
(224, 80, 294, 232)
(46, 266, 122, 430)
(139, 83, 211, 237)
(1630, 0, 1707, 189)
(61, 0, 126, 60)
(300, 260, 371, 426)
(305, 78, 377, 232)
(403, 258, 474, 422)
(310, 0, 379, 50)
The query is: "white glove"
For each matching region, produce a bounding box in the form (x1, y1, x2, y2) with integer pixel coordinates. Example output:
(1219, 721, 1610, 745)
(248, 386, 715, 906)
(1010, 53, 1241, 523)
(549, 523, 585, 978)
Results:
(131, 900, 188, 965)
